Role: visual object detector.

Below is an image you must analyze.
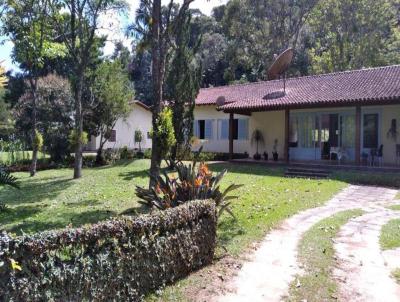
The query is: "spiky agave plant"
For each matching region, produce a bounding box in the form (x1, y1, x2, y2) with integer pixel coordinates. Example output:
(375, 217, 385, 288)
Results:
(136, 148, 243, 218)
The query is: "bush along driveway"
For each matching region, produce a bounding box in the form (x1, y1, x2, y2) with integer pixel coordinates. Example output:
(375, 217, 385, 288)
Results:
(215, 185, 400, 302)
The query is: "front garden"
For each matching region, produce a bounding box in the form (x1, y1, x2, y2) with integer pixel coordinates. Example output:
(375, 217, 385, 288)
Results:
(2, 159, 400, 300)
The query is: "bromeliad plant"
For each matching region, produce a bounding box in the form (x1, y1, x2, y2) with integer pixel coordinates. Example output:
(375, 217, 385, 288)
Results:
(0, 165, 19, 189)
(136, 150, 243, 218)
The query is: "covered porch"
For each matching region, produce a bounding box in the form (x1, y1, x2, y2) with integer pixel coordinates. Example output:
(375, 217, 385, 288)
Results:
(225, 103, 400, 168)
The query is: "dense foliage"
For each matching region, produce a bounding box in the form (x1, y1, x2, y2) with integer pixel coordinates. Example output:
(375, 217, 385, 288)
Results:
(0, 200, 216, 301)
(14, 74, 73, 161)
(86, 60, 133, 164)
(136, 151, 243, 218)
(130, 0, 400, 101)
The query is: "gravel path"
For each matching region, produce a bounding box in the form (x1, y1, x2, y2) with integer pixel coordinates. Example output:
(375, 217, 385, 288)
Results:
(333, 208, 400, 302)
(217, 185, 399, 302)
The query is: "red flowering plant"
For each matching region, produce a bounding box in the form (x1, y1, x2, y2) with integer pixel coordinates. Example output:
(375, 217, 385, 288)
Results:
(136, 149, 243, 218)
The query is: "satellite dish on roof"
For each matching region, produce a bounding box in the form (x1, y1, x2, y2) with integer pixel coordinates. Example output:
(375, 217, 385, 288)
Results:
(216, 96, 226, 107)
(267, 48, 294, 94)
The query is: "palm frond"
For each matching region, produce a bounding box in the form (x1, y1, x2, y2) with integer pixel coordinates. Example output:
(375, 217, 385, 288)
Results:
(0, 166, 19, 189)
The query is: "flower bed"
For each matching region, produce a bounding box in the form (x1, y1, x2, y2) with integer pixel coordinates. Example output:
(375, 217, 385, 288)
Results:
(0, 200, 216, 301)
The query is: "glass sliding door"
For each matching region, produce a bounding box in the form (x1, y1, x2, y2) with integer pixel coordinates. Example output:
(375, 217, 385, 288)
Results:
(289, 113, 321, 160)
(363, 113, 379, 150)
(339, 114, 356, 161)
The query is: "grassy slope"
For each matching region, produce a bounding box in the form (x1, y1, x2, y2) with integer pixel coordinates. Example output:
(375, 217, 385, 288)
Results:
(0, 161, 347, 239)
(380, 218, 400, 250)
(0, 160, 149, 234)
(288, 209, 364, 302)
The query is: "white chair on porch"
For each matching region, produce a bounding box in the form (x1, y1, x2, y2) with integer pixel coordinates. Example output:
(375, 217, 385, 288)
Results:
(330, 147, 348, 165)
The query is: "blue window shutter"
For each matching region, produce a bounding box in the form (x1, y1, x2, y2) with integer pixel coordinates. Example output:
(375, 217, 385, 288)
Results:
(193, 120, 199, 137)
(205, 120, 213, 139)
(220, 119, 228, 139)
(238, 119, 249, 140)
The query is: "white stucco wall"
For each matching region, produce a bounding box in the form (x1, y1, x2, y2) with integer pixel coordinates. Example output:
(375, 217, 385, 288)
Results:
(193, 104, 400, 164)
(193, 105, 251, 154)
(192, 105, 287, 159)
(88, 103, 152, 151)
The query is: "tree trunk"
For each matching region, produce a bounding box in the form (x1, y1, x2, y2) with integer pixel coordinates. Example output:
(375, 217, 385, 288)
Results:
(30, 80, 38, 177)
(73, 73, 84, 179)
(96, 133, 106, 165)
(149, 0, 163, 188)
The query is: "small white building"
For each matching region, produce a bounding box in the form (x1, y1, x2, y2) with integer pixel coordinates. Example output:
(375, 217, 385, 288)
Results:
(85, 101, 153, 151)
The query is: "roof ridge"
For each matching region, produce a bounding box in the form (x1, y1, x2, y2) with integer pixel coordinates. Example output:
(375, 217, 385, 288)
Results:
(199, 64, 400, 91)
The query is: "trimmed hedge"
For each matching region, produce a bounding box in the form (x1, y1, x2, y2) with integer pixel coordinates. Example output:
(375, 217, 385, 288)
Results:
(0, 200, 216, 301)
(183, 151, 249, 162)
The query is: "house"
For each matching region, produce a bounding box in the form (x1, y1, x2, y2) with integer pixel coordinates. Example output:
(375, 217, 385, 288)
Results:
(193, 65, 400, 165)
(85, 101, 153, 151)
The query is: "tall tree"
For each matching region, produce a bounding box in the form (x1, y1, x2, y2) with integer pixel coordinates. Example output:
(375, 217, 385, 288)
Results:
(1, 0, 65, 176)
(137, 0, 195, 186)
(166, 12, 201, 162)
(49, 0, 128, 179)
(307, 0, 400, 73)
(86, 60, 132, 164)
(14, 74, 74, 162)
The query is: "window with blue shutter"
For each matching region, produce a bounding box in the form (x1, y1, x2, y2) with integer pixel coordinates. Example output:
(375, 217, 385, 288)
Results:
(238, 119, 249, 140)
(205, 120, 213, 139)
(220, 119, 229, 139)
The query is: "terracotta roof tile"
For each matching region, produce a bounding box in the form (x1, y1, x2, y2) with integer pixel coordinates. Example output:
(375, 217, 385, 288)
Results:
(195, 65, 400, 112)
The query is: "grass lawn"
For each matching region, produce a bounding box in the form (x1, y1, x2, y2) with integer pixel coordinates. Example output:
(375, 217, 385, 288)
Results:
(0, 161, 346, 243)
(2, 160, 400, 301)
(0, 160, 150, 234)
(388, 205, 400, 211)
(0, 151, 48, 164)
(287, 209, 364, 302)
(380, 218, 400, 250)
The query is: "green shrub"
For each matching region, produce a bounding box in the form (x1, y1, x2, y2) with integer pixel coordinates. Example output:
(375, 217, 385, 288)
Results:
(143, 148, 152, 159)
(136, 149, 243, 218)
(182, 151, 249, 162)
(68, 130, 88, 148)
(103, 148, 121, 164)
(0, 200, 216, 301)
(0, 165, 19, 188)
(120, 146, 135, 160)
(153, 108, 176, 158)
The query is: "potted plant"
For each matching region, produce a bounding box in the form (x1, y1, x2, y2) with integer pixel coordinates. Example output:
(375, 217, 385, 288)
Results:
(263, 151, 268, 161)
(134, 130, 144, 158)
(251, 130, 265, 160)
(272, 139, 279, 161)
(387, 119, 398, 141)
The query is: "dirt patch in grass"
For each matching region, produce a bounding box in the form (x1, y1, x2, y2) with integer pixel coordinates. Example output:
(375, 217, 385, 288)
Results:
(287, 209, 364, 302)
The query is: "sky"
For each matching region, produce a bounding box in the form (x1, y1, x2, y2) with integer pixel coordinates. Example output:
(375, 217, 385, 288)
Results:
(0, 0, 227, 73)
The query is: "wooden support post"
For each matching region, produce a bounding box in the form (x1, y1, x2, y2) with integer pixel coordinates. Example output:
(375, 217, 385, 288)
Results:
(355, 105, 361, 165)
(284, 108, 290, 163)
(229, 113, 234, 160)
